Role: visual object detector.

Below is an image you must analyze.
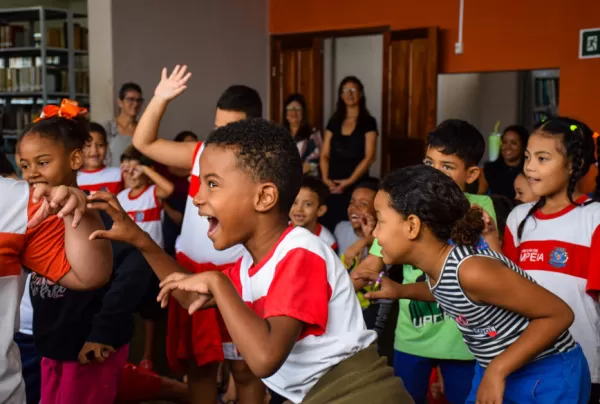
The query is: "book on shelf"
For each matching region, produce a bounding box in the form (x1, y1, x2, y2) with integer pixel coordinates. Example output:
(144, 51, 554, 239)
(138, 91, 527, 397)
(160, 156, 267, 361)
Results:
(0, 57, 69, 93)
(534, 78, 559, 108)
(0, 23, 88, 50)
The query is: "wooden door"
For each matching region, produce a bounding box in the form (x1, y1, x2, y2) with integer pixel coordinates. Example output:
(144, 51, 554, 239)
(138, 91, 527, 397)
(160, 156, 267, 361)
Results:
(270, 35, 324, 131)
(380, 28, 438, 176)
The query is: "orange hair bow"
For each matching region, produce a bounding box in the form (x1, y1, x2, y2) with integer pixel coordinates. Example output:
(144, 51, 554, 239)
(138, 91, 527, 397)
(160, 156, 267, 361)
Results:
(34, 99, 88, 123)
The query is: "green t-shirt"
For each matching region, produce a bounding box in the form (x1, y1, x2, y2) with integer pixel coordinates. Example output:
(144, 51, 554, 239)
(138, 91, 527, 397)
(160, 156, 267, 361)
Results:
(369, 193, 495, 359)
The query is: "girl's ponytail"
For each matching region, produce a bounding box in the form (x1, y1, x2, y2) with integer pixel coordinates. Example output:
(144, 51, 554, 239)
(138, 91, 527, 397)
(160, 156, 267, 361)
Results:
(450, 206, 484, 246)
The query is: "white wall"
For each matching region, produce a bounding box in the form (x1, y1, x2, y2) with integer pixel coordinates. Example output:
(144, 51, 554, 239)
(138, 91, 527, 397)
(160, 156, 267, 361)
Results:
(437, 71, 520, 162)
(106, 0, 268, 140)
(324, 34, 383, 177)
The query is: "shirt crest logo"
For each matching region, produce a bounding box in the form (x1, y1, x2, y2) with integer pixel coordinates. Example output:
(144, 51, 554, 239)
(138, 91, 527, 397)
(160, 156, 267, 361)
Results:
(135, 211, 145, 222)
(549, 247, 568, 269)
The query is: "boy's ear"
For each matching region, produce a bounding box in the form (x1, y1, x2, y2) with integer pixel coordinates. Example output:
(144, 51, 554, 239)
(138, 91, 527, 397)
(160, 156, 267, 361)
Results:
(317, 204, 327, 218)
(70, 149, 83, 171)
(465, 165, 481, 185)
(255, 182, 279, 213)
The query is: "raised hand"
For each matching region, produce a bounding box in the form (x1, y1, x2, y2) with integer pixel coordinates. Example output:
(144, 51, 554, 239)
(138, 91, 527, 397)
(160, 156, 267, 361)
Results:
(28, 185, 88, 228)
(86, 191, 148, 247)
(359, 213, 376, 238)
(154, 65, 192, 102)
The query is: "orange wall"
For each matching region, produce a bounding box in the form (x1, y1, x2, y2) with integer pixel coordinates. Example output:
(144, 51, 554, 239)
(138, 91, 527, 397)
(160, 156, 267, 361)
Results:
(270, 0, 600, 131)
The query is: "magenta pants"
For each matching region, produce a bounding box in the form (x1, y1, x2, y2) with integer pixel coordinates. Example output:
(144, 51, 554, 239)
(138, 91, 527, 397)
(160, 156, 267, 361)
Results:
(40, 345, 129, 404)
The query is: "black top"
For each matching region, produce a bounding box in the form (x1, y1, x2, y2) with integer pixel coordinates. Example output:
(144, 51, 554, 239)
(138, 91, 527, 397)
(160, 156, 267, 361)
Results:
(483, 159, 523, 200)
(326, 115, 377, 180)
(30, 213, 153, 361)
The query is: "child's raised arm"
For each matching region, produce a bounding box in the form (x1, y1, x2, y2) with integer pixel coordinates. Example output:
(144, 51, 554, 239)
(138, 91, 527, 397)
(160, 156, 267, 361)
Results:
(458, 257, 574, 402)
(132, 65, 196, 170)
(139, 165, 175, 199)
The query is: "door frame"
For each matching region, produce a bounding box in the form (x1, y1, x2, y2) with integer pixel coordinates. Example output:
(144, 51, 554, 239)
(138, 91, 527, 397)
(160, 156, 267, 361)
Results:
(269, 25, 391, 124)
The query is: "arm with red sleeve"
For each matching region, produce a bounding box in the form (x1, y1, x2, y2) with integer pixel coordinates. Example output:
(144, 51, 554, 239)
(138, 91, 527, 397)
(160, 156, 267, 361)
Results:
(211, 248, 330, 378)
(23, 193, 112, 290)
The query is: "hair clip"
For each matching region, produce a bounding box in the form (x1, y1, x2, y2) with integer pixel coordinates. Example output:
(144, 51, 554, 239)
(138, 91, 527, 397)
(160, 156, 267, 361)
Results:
(570, 124, 578, 132)
(34, 99, 88, 123)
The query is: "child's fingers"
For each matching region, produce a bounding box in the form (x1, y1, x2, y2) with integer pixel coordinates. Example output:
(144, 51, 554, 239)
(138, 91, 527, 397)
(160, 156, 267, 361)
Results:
(88, 230, 109, 241)
(188, 295, 211, 315)
(160, 67, 167, 81)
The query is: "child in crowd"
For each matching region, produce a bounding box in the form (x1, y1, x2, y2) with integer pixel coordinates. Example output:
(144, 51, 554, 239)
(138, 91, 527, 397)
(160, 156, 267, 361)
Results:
(503, 117, 600, 402)
(289, 175, 337, 250)
(353, 119, 497, 404)
(2, 151, 42, 404)
(117, 145, 174, 248)
(17, 100, 150, 404)
(130, 65, 264, 404)
(0, 178, 111, 404)
(89, 118, 412, 404)
(360, 164, 589, 403)
(117, 145, 173, 370)
(513, 172, 537, 204)
(334, 177, 378, 267)
(78, 122, 124, 194)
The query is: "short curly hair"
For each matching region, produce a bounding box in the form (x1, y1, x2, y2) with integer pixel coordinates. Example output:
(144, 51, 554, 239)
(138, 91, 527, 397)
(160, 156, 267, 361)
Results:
(381, 165, 483, 245)
(205, 118, 302, 214)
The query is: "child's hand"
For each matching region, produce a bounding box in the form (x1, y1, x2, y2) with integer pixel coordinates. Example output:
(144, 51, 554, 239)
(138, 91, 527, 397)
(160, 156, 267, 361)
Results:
(480, 208, 498, 236)
(130, 165, 145, 180)
(359, 213, 376, 238)
(29, 185, 87, 228)
(78, 341, 116, 364)
(157, 272, 216, 314)
(154, 65, 192, 102)
(476, 368, 505, 404)
(86, 191, 148, 247)
(344, 241, 365, 267)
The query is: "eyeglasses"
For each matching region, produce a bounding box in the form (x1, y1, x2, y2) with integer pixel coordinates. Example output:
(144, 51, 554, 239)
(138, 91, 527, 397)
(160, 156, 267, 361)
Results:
(286, 105, 303, 112)
(342, 88, 358, 94)
(124, 97, 144, 104)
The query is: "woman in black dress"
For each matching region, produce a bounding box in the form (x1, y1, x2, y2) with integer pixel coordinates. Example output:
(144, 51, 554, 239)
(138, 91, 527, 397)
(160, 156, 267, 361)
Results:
(479, 124, 529, 199)
(320, 76, 377, 230)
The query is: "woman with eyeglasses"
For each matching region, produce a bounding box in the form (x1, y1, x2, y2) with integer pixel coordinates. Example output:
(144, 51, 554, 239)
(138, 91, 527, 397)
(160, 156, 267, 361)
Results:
(105, 82, 145, 167)
(282, 93, 322, 177)
(320, 76, 378, 231)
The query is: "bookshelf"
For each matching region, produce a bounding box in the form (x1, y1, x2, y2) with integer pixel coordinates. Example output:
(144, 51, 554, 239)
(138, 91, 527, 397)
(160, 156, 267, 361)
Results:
(531, 69, 559, 125)
(0, 6, 89, 167)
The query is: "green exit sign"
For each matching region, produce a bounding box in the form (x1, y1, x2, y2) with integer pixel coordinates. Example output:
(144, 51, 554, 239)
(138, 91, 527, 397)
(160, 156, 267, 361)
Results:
(580, 28, 600, 59)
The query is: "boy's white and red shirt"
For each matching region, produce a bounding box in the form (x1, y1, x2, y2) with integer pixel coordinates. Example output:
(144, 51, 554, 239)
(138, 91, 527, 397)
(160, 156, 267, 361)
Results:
(504, 195, 600, 383)
(315, 223, 337, 251)
(0, 177, 71, 403)
(178, 142, 245, 266)
(77, 166, 123, 195)
(117, 184, 164, 248)
(224, 226, 376, 403)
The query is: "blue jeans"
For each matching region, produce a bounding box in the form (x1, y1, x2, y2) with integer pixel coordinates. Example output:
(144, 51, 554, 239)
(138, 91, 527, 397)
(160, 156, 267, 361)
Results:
(466, 344, 591, 404)
(394, 350, 475, 404)
(14, 332, 41, 404)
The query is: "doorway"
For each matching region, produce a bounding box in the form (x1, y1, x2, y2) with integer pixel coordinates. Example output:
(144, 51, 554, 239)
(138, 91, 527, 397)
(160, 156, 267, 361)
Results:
(270, 26, 439, 177)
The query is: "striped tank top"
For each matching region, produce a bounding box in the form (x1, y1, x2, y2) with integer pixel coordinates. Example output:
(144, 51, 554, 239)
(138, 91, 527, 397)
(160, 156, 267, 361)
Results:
(429, 245, 576, 366)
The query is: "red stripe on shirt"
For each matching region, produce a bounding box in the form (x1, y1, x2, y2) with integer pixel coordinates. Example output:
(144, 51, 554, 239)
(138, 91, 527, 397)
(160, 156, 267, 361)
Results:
(126, 206, 162, 222)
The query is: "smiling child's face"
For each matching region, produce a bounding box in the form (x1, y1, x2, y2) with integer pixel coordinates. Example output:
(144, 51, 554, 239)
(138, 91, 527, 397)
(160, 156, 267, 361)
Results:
(18, 133, 81, 187)
(372, 190, 412, 265)
(193, 144, 259, 250)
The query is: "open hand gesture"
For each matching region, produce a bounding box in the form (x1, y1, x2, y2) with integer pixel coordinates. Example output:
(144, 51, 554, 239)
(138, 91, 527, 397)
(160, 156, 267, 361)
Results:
(154, 65, 192, 102)
(86, 191, 148, 248)
(157, 272, 216, 314)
